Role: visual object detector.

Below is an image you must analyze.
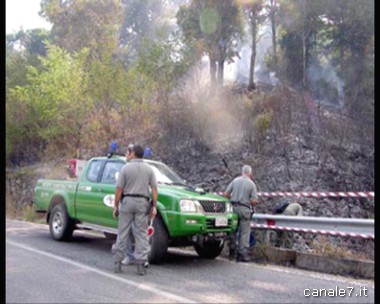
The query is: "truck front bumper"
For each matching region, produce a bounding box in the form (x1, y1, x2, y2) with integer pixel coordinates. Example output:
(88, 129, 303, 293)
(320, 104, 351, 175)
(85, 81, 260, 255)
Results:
(166, 212, 238, 237)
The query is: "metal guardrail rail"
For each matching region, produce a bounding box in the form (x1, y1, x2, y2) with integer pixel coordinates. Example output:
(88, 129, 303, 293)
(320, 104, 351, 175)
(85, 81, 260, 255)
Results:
(251, 213, 374, 239)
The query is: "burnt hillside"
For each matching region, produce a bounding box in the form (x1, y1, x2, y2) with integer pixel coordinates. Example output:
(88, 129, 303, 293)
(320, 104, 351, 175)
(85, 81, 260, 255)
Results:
(6, 84, 374, 260)
(7, 84, 374, 219)
(149, 84, 374, 219)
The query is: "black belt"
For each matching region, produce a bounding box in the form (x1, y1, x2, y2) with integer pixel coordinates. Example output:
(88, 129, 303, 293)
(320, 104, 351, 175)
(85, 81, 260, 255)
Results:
(122, 193, 149, 200)
(231, 201, 252, 210)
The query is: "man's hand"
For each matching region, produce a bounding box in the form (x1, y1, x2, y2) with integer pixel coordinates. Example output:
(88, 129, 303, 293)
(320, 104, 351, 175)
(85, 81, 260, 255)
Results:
(150, 206, 157, 220)
(113, 207, 119, 218)
(251, 199, 258, 206)
(113, 187, 122, 219)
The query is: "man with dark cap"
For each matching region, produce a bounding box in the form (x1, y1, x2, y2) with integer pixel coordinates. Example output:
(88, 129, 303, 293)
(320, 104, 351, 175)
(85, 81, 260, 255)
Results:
(112, 145, 158, 275)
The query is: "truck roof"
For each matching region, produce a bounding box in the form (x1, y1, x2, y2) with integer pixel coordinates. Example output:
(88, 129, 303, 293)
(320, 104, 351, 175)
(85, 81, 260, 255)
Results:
(91, 155, 167, 167)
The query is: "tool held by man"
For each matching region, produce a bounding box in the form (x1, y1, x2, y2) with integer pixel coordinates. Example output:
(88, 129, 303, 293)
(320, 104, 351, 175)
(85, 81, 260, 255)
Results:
(147, 218, 154, 237)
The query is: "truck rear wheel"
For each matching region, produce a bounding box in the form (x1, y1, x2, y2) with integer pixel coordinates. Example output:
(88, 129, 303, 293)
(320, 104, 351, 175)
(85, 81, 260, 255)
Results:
(148, 217, 169, 264)
(194, 240, 224, 259)
(49, 204, 74, 241)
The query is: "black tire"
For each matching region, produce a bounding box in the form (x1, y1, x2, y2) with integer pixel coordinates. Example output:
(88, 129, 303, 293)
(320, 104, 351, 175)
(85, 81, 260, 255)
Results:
(49, 204, 74, 241)
(194, 240, 224, 259)
(148, 217, 169, 264)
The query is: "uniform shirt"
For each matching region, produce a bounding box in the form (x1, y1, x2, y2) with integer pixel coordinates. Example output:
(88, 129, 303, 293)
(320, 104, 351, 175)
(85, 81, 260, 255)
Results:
(283, 203, 303, 216)
(117, 159, 157, 197)
(225, 175, 258, 205)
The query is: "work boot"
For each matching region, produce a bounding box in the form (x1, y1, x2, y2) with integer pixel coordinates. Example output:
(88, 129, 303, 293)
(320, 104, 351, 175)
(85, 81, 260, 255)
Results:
(236, 254, 251, 263)
(113, 261, 122, 273)
(137, 263, 146, 276)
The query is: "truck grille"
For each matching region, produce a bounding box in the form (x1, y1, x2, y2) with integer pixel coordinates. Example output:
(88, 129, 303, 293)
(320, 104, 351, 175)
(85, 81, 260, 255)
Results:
(199, 201, 226, 213)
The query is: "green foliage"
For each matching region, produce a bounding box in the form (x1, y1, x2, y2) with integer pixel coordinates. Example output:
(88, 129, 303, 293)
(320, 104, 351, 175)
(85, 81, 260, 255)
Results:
(40, 0, 123, 57)
(6, 29, 51, 89)
(254, 111, 272, 134)
(7, 29, 50, 55)
(6, 137, 12, 161)
(6, 52, 29, 89)
(5, 0, 373, 167)
(277, 29, 303, 86)
(321, 0, 374, 120)
(119, 0, 178, 65)
(133, 34, 195, 102)
(177, 0, 244, 88)
(178, 0, 244, 61)
(199, 7, 221, 35)
(8, 44, 91, 159)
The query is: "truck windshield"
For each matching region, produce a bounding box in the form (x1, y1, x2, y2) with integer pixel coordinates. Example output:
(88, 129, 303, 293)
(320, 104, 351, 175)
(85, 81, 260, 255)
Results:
(147, 162, 186, 185)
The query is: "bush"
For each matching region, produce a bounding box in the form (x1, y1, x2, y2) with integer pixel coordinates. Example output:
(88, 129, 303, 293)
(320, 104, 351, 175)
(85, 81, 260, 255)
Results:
(254, 111, 272, 134)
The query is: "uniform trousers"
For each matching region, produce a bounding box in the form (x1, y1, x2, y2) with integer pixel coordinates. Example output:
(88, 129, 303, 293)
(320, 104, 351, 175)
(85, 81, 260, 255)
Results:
(113, 197, 150, 264)
(231, 205, 252, 256)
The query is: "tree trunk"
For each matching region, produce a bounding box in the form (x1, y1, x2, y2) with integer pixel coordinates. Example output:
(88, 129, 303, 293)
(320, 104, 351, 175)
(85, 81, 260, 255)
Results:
(270, 0, 277, 68)
(248, 12, 257, 90)
(217, 59, 224, 89)
(209, 57, 217, 95)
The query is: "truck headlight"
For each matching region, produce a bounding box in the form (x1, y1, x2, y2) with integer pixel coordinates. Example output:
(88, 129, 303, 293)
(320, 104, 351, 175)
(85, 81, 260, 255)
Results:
(179, 199, 203, 213)
(225, 202, 233, 213)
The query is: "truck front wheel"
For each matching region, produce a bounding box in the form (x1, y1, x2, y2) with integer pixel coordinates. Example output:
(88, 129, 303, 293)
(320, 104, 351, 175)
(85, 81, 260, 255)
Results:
(194, 240, 224, 259)
(148, 217, 169, 264)
(49, 204, 74, 241)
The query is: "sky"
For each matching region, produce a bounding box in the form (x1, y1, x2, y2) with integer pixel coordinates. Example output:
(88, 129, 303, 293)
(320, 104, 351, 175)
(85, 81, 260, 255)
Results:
(6, 0, 52, 34)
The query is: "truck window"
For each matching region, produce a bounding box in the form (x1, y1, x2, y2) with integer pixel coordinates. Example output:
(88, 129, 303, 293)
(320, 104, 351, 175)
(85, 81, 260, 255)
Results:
(86, 160, 104, 182)
(101, 161, 124, 184)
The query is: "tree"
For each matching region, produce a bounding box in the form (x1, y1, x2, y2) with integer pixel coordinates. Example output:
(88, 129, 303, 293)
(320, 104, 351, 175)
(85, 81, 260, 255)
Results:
(40, 0, 123, 58)
(6, 29, 52, 163)
(268, 0, 279, 68)
(277, 0, 325, 88)
(9, 44, 91, 158)
(322, 0, 374, 117)
(241, 0, 266, 90)
(6, 28, 51, 71)
(177, 0, 244, 93)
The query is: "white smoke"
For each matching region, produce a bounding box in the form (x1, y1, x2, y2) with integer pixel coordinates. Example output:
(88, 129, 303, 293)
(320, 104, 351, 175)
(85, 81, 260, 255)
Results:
(307, 55, 345, 108)
(225, 21, 279, 86)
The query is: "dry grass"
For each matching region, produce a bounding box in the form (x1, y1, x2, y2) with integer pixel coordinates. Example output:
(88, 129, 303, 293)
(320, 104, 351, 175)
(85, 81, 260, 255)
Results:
(6, 197, 45, 223)
(311, 236, 353, 259)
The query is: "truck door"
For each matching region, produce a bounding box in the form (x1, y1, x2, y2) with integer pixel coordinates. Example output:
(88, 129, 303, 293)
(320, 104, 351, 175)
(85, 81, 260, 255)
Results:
(75, 159, 124, 228)
(97, 160, 125, 227)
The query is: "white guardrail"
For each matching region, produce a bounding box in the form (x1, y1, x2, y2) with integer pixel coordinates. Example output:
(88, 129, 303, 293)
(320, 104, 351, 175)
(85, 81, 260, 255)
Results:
(251, 214, 374, 239)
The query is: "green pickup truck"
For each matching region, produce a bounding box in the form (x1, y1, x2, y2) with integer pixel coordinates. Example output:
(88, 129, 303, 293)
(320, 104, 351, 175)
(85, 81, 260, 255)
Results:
(33, 154, 238, 263)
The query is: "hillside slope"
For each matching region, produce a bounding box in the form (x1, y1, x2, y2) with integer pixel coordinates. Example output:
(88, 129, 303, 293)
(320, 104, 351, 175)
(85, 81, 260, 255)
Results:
(6, 84, 374, 259)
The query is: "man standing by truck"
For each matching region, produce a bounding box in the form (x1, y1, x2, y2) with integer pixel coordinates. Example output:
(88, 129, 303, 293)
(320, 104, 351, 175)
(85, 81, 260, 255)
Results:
(112, 145, 158, 275)
(224, 165, 258, 262)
